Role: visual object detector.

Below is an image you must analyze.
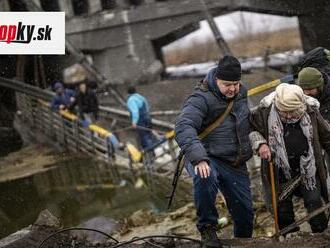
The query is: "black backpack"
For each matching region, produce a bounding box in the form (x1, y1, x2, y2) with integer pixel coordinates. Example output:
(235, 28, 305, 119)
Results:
(298, 47, 330, 75)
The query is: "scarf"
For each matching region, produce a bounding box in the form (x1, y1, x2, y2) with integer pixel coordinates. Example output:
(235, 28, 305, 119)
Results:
(268, 104, 316, 190)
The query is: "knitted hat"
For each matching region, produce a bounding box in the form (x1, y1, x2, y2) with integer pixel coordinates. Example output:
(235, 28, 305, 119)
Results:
(275, 83, 305, 112)
(127, 85, 136, 94)
(54, 82, 63, 90)
(298, 67, 324, 90)
(216, 55, 241, 82)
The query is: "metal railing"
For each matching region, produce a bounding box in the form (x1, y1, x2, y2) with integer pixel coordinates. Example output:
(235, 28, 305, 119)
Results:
(16, 92, 119, 163)
(13, 91, 178, 175)
(0, 76, 174, 131)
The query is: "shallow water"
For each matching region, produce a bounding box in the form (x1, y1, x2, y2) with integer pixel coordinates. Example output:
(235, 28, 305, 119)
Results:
(0, 158, 191, 239)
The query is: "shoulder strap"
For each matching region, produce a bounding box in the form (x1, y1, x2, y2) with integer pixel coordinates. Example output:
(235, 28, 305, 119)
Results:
(168, 100, 233, 209)
(198, 100, 234, 140)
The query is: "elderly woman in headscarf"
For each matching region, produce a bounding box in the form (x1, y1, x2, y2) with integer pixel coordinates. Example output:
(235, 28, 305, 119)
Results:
(249, 83, 330, 234)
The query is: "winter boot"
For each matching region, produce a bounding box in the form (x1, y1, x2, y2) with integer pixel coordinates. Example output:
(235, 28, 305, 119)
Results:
(200, 225, 223, 248)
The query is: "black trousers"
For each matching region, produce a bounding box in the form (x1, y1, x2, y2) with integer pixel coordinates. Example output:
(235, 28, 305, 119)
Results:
(278, 176, 328, 233)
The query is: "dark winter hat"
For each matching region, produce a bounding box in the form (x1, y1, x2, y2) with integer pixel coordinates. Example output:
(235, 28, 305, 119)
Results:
(54, 81, 64, 90)
(298, 67, 324, 90)
(127, 85, 136, 94)
(216, 55, 241, 82)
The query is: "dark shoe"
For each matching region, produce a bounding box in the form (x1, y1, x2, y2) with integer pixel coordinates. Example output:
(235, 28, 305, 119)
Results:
(200, 225, 222, 248)
(282, 226, 300, 237)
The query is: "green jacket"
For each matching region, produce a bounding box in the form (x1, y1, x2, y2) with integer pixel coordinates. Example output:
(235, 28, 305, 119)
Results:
(249, 93, 330, 205)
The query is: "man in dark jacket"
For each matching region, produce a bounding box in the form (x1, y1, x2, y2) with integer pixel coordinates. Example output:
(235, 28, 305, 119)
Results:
(250, 83, 330, 235)
(74, 82, 99, 125)
(297, 67, 330, 122)
(51, 82, 76, 111)
(175, 56, 253, 247)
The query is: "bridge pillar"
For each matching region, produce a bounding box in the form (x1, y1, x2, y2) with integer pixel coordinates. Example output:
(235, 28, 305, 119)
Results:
(298, 8, 330, 52)
(0, 0, 10, 10)
(31, 0, 41, 8)
(58, 0, 74, 18)
(116, 0, 130, 9)
(88, 0, 102, 14)
(40, 0, 60, 11)
(100, 0, 117, 10)
(71, 0, 89, 15)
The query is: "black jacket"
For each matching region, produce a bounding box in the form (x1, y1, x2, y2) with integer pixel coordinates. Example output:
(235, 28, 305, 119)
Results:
(318, 74, 330, 121)
(75, 89, 99, 118)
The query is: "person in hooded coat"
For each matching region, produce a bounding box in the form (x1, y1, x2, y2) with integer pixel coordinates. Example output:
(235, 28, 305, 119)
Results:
(175, 56, 253, 247)
(298, 67, 330, 122)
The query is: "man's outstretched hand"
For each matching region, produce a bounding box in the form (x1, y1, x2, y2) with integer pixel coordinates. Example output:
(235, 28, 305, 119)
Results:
(195, 161, 211, 178)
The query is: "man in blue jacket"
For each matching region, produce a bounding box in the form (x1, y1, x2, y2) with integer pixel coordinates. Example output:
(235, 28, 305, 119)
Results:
(51, 82, 76, 112)
(126, 86, 155, 152)
(175, 56, 253, 247)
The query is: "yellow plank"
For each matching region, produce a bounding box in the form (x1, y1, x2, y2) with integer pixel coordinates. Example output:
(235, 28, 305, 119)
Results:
(89, 124, 111, 137)
(59, 110, 78, 121)
(126, 142, 142, 163)
(247, 79, 281, 96)
(38, 99, 50, 107)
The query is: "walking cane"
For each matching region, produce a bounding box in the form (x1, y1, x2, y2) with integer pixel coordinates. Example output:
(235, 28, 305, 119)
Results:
(269, 160, 279, 235)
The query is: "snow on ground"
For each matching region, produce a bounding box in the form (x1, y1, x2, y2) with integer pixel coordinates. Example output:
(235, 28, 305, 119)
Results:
(166, 50, 304, 78)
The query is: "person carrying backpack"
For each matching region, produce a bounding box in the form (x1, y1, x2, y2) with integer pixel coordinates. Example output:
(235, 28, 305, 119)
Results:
(296, 47, 330, 122)
(297, 67, 330, 121)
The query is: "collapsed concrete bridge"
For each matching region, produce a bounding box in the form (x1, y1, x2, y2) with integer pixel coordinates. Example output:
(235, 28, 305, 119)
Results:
(0, 0, 329, 156)
(0, 0, 329, 85)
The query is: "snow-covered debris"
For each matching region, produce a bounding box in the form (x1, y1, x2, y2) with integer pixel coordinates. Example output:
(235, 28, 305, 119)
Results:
(166, 50, 304, 78)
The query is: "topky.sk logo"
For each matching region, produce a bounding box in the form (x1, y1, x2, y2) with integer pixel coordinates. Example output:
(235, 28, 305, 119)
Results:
(0, 12, 65, 55)
(0, 22, 53, 44)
